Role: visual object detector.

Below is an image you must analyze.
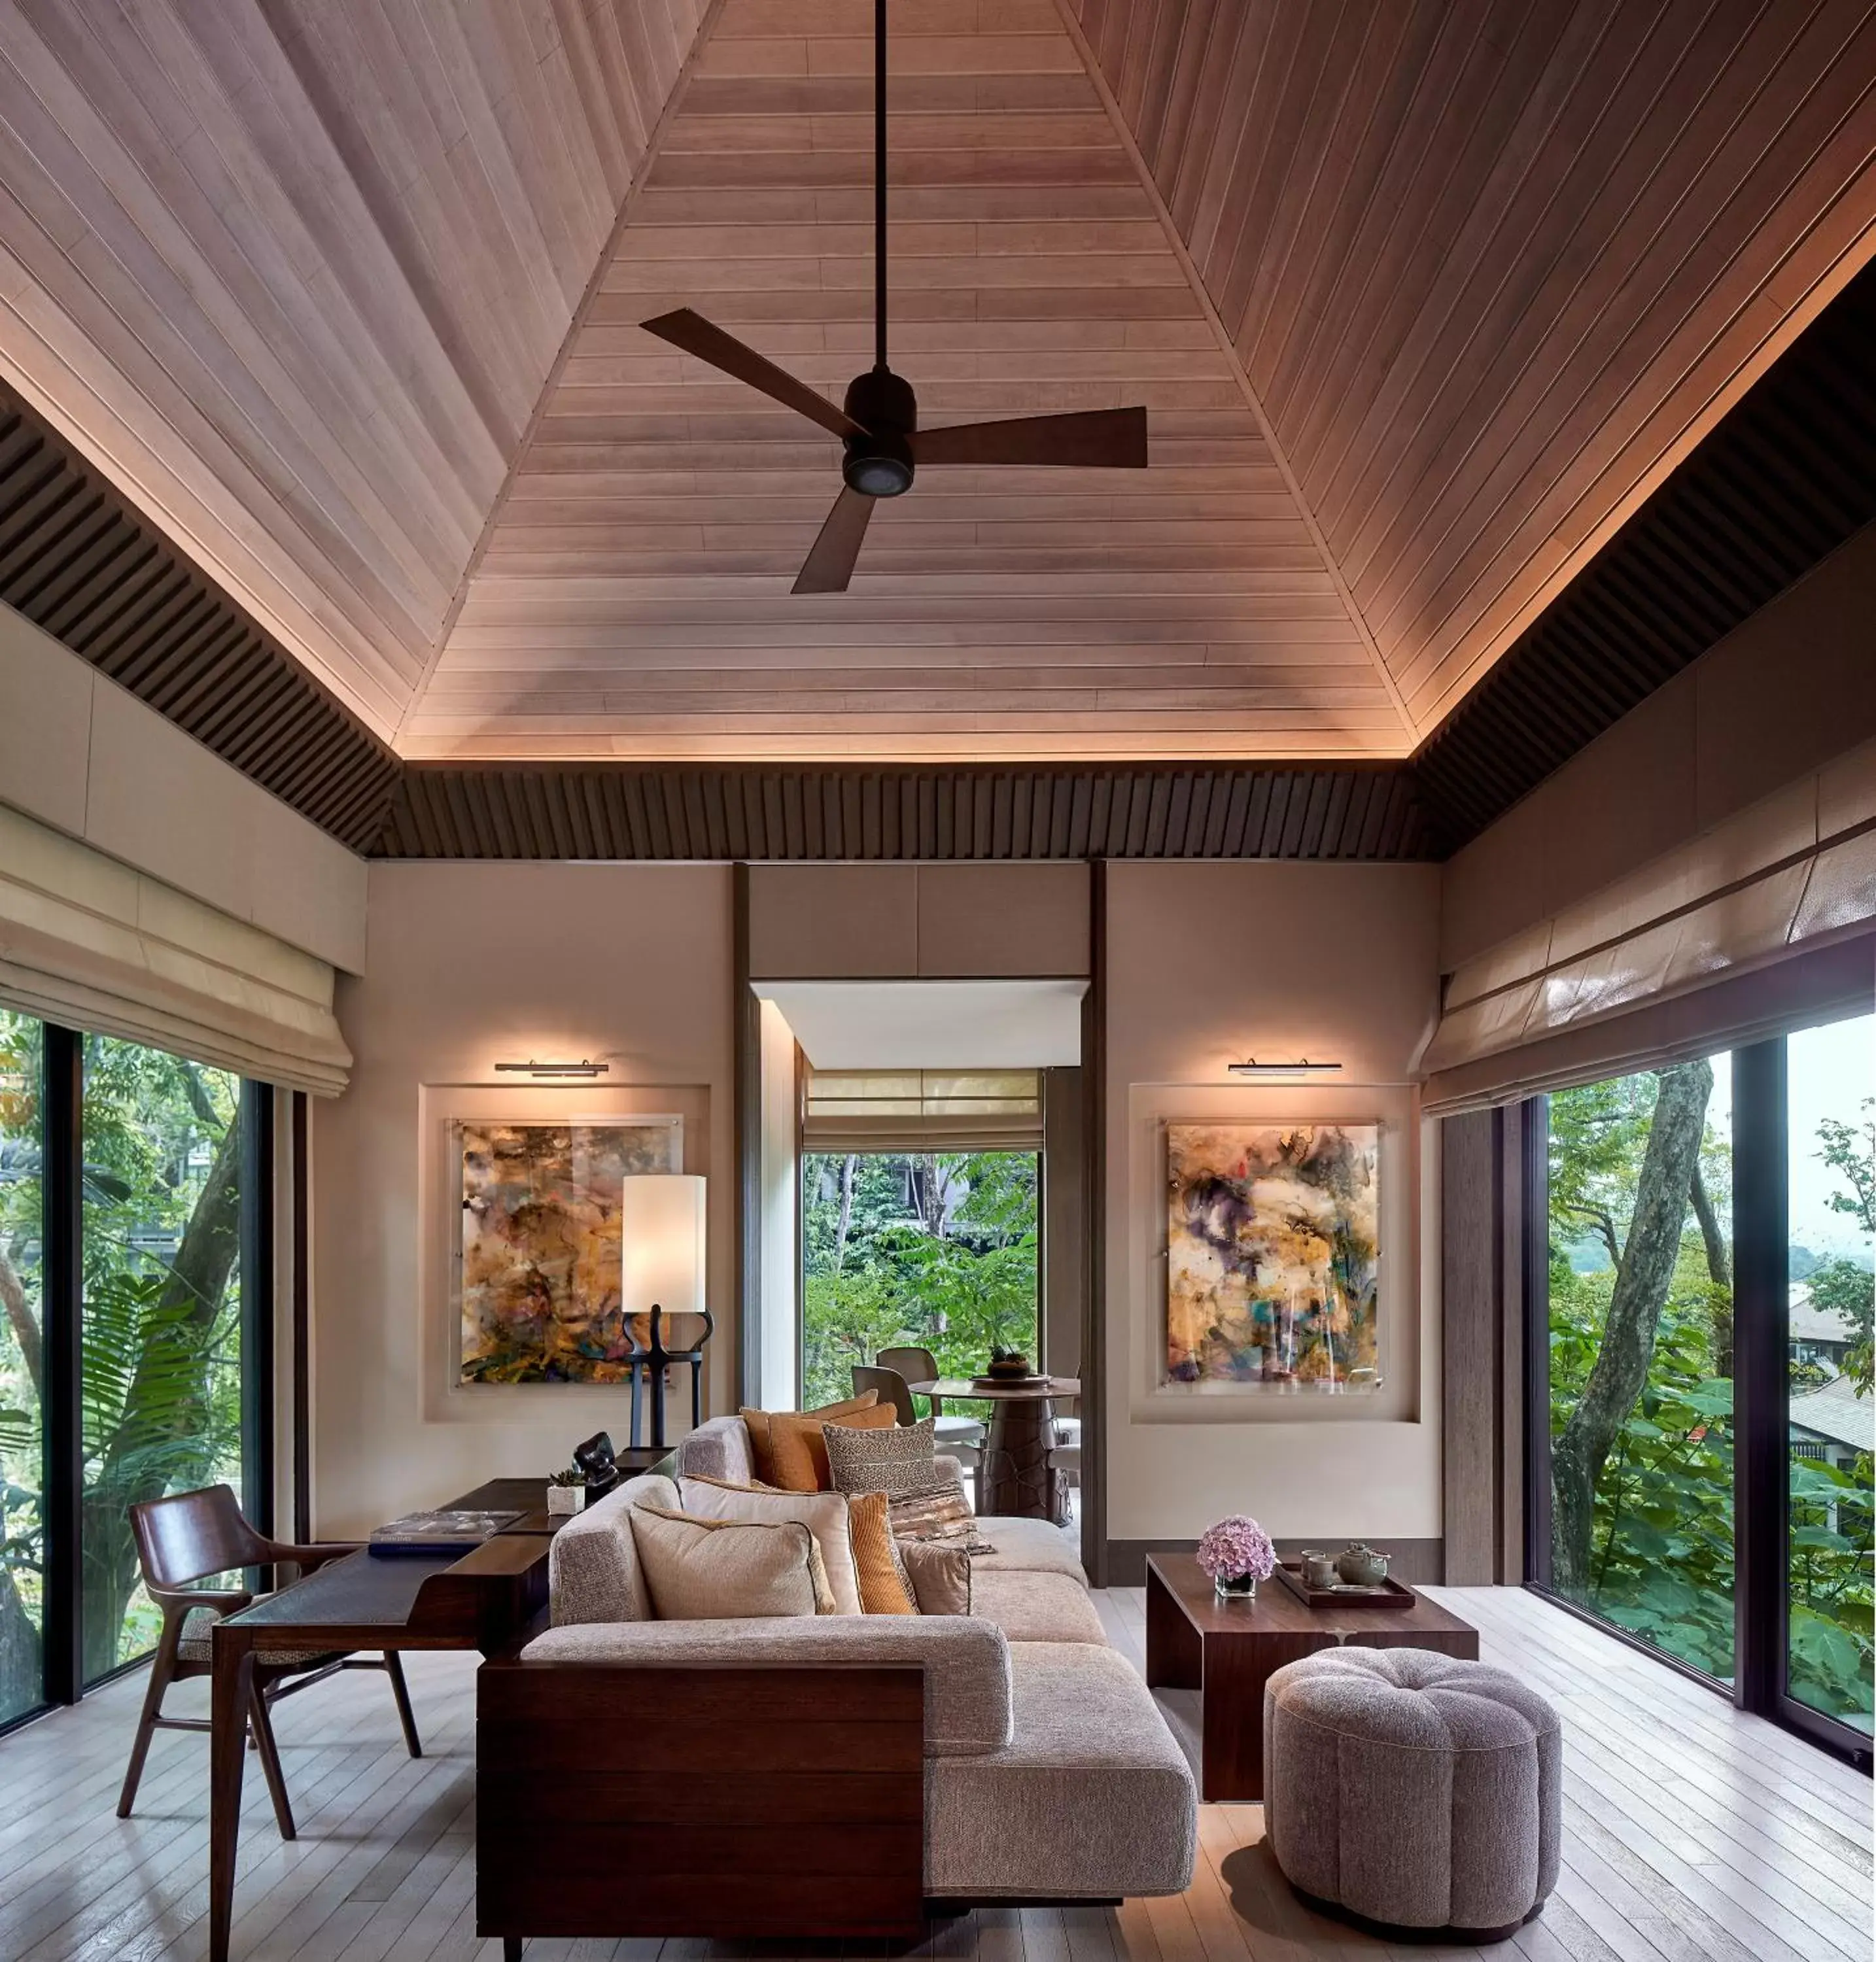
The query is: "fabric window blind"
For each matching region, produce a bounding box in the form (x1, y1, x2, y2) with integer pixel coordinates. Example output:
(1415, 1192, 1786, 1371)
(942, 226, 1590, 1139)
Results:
(1421, 738, 1875, 1116)
(0, 802, 351, 1094)
(803, 1069, 1042, 1152)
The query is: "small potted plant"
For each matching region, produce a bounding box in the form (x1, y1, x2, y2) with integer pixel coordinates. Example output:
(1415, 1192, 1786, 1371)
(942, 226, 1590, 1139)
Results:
(1196, 1514, 1276, 1602)
(546, 1468, 588, 1516)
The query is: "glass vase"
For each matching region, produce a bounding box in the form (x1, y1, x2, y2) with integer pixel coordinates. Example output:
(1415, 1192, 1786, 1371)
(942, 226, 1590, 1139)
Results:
(1213, 1572, 1259, 1602)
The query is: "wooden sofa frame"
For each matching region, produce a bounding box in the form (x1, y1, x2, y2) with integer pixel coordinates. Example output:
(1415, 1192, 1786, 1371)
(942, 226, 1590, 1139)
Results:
(476, 1657, 927, 1953)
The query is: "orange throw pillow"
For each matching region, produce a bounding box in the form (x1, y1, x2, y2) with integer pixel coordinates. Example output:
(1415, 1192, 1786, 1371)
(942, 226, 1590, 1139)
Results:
(765, 1402, 898, 1491)
(846, 1490, 916, 1614)
(740, 1392, 882, 1491)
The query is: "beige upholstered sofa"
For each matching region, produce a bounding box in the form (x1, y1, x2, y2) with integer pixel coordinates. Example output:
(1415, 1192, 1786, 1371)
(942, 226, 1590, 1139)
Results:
(477, 1413, 1195, 1948)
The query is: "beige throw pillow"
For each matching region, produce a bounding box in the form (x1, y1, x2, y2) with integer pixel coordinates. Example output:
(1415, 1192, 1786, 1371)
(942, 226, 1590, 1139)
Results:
(676, 1475, 863, 1615)
(628, 1505, 832, 1619)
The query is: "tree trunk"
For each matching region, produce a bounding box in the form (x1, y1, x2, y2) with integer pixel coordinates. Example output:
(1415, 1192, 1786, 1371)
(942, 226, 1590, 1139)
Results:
(0, 1241, 40, 1394)
(0, 1558, 39, 1717)
(1551, 1060, 1712, 1598)
(1690, 1161, 1733, 1375)
(833, 1154, 856, 1273)
(83, 1114, 243, 1679)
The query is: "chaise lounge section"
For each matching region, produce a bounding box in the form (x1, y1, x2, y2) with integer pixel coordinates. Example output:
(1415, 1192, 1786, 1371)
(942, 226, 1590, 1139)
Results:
(476, 1417, 1196, 1950)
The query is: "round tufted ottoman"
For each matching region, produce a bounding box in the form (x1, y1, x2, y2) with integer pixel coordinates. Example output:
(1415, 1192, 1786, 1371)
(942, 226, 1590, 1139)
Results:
(1262, 1647, 1561, 1942)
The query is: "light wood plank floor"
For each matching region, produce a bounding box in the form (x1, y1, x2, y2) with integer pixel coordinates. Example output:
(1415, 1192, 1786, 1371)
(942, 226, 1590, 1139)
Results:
(0, 1587, 1867, 1962)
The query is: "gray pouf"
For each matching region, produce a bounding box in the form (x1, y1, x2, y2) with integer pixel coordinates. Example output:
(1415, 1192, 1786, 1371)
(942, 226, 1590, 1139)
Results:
(1263, 1647, 1561, 1941)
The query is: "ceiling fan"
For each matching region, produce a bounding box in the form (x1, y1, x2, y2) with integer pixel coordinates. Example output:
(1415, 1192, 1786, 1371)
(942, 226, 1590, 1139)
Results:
(639, 0, 1148, 594)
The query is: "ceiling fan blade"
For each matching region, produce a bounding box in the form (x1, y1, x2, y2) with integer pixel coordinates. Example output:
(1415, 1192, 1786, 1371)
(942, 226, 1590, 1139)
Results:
(793, 485, 875, 594)
(640, 307, 865, 441)
(912, 405, 1147, 468)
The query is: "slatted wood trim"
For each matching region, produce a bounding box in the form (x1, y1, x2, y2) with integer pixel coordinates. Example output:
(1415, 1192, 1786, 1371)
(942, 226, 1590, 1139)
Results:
(412, 0, 1388, 763)
(0, 381, 400, 852)
(374, 762, 1430, 860)
(0, 0, 708, 738)
(1073, 0, 1876, 740)
(1413, 252, 1876, 850)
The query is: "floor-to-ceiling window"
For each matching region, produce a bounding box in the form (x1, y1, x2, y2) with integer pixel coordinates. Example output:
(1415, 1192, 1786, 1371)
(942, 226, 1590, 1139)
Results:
(80, 1038, 247, 1682)
(801, 1150, 1041, 1411)
(1527, 1012, 1875, 1759)
(1785, 1014, 1874, 1736)
(0, 1014, 270, 1731)
(0, 1012, 44, 1727)
(1543, 1055, 1736, 1681)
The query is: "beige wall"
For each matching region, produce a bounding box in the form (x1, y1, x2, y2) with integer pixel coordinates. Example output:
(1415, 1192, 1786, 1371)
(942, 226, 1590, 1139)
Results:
(311, 862, 734, 1536)
(1104, 860, 1444, 1548)
(1443, 521, 1876, 969)
(0, 601, 367, 972)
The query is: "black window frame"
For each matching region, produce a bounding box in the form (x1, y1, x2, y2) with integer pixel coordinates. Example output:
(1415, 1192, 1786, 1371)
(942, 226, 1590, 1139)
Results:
(0, 1019, 276, 1737)
(1521, 1031, 1875, 1772)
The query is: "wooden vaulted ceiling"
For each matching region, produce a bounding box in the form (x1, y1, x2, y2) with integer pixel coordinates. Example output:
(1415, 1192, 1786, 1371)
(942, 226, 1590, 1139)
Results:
(0, 0, 1871, 776)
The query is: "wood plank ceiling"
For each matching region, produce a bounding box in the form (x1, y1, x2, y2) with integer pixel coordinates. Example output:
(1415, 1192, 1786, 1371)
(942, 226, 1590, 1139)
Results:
(0, 0, 706, 740)
(412, 0, 1395, 763)
(0, 0, 1871, 770)
(1069, 0, 1876, 738)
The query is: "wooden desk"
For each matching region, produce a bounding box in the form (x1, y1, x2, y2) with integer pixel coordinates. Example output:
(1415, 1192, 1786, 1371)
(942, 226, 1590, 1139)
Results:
(209, 1486, 555, 1962)
(909, 1376, 1079, 1520)
(1144, 1552, 1478, 1800)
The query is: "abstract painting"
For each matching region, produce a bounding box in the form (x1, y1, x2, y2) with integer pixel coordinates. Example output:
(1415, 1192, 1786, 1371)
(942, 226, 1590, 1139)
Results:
(1165, 1123, 1380, 1392)
(458, 1119, 680, 1385)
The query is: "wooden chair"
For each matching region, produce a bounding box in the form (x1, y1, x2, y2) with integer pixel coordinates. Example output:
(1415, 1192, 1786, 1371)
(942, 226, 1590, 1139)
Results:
(117, 1484, 423, 1839)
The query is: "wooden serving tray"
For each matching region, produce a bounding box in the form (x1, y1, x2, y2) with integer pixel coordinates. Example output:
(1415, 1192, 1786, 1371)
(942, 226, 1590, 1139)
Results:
(1274, 1560, 1417, 1609)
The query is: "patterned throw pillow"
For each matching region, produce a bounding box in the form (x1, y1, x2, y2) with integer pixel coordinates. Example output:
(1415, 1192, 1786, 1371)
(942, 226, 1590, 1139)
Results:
(887, 1476, 993, 1554)
(822, 1414, 942, 1496)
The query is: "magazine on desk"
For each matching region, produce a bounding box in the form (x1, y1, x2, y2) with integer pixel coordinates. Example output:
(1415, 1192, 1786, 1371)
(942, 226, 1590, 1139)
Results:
(368, 1509, 523, 1556)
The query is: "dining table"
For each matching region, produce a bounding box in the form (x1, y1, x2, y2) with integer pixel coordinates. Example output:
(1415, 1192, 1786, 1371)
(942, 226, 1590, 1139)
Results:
(908, 1375, 1079, 1521)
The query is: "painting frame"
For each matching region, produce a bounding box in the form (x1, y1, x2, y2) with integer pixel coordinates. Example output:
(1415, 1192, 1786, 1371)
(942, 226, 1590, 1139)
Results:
(1162, 1119, 1383, 1397)
(453, 1113, 684, 1387)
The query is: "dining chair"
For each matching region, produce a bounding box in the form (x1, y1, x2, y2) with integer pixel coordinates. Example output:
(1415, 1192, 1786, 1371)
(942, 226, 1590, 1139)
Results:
(118, 1484, 423, 1840)
(871, 1347, 986, 1506)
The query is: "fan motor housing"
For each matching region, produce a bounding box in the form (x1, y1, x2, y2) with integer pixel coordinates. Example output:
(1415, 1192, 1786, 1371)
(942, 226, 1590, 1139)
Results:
(842, 366, 916, 497)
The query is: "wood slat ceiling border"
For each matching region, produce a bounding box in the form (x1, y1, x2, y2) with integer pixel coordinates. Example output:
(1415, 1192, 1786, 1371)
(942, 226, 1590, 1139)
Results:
(1071, 0, 1876, 739)
(0, 381, 400, 852)
(0, 0, 707, 738)
(377, 762, 1431, 861)
(1413, 252, 1876, 847)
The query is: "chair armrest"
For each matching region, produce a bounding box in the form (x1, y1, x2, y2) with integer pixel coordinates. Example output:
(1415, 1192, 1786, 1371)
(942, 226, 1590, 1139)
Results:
(149, 1582, 252, 1621)
(262, 1539, 362, 1574)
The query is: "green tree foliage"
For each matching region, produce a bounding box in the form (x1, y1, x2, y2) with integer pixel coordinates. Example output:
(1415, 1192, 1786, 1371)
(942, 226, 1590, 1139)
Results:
(801, 1150, 1039, 1411)
(0, 1014, 244, 1702)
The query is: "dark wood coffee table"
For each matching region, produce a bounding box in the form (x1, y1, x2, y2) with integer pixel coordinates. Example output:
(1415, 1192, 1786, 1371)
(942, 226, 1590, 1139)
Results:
(1145, 1551, 1478, 1801)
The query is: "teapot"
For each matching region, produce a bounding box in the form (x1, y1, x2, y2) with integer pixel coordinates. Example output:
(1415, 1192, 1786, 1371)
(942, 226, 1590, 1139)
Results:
(1335, 1542, 1389, 1587)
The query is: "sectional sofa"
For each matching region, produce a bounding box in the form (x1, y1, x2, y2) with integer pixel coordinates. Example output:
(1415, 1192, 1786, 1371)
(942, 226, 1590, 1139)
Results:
(475, 1413, 1196, 1953)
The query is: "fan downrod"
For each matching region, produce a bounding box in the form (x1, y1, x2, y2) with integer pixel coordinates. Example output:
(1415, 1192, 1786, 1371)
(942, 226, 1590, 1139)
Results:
(841, 366, 916, 498)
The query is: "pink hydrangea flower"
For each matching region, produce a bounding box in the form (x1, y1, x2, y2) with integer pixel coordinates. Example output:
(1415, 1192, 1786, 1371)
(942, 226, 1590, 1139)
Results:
(1196, 1514, 1276, 1585)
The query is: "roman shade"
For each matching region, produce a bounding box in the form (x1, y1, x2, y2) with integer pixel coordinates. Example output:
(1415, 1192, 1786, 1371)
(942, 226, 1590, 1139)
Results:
(0, 802, 352, 1095)
(1422, 738, 1875, 1114)
(803, 1069, 1043, 1150)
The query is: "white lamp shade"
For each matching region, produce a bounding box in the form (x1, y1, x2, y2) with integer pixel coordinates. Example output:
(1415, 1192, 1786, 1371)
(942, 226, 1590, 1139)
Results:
(619, 1174, 706, 1320)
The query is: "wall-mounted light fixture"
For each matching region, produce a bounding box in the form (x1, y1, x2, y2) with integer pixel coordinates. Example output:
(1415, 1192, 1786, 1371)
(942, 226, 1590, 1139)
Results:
(494, 1058, 610, 1078)
(1227, 1058, 1343, 1076)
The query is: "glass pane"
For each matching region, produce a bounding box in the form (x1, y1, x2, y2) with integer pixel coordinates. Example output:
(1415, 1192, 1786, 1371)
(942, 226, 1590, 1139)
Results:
(801, 1150, 1039, 1411)
(0, 1013, 45, 1725)
(1786, 1014, 1874, 1732)
(81, 1038, 244, 1682)
(1546, 1056, 1736, 1681)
